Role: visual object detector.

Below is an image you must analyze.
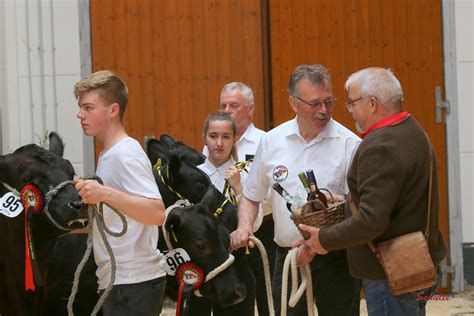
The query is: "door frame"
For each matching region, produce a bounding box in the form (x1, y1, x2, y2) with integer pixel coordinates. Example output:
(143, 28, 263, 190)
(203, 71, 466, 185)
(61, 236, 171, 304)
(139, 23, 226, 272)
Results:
(79, 0, 95, 177)
(442, 0, 464, 293)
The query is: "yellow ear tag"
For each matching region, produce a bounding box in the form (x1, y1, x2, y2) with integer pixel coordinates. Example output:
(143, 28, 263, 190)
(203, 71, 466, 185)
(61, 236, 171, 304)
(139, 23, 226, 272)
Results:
(153, 158, 162, 171)
(170, 224, 178, 243)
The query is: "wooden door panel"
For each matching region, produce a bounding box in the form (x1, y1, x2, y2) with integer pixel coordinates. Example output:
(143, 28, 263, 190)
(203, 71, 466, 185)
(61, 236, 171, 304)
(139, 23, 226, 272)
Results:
(269, 0, 450, 290)
(90, 0, 266, 154)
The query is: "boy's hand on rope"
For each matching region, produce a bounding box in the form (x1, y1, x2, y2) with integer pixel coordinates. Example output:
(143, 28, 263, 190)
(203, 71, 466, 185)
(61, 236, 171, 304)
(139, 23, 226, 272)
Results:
(75, 179, 107, 204)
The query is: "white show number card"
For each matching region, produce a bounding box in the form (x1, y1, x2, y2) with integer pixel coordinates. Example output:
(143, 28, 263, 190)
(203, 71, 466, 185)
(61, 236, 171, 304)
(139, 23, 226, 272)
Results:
(163, 248, 191, 276)
(0, 192, 24, 218)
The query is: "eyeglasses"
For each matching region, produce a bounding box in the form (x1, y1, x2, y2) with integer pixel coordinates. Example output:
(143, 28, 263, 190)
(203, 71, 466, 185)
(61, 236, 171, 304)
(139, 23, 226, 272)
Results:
(292, 96, 336, 109)
(345, 96, 369, 111)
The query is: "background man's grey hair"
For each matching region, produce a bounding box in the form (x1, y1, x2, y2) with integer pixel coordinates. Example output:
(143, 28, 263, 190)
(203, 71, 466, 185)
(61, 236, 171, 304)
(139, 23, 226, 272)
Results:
(221, 82, 255, 104)
(345, 67, 404, 109)
(288, 64, 332, 96)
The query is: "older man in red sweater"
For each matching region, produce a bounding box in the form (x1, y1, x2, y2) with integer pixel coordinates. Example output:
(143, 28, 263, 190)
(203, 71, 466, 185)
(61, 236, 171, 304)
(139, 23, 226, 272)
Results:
(296, 67, 447, 315)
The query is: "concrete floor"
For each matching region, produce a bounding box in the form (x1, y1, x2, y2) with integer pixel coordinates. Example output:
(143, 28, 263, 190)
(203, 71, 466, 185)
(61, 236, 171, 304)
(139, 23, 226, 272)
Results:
(161, 289, 474, 315)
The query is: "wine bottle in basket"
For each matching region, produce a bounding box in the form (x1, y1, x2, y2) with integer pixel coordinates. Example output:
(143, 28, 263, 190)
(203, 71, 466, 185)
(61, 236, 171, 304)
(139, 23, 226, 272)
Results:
(272, 183, 305, 213)
(298, 172, 311, 195)
(305, 170, 328, 207)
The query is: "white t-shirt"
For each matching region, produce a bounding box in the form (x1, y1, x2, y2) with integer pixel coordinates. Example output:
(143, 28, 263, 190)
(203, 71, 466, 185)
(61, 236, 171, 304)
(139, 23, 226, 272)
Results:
(198, 157, 263, 231)
(244, 118, 361, 247)
(93, 137, 165, 289)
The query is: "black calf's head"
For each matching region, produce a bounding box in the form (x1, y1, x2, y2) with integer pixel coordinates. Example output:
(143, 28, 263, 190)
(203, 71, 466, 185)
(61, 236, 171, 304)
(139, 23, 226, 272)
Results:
(0, 132, 88, 232)
(156, 153, 239, 230)
(165, 188, 246, 306)
(147, 134, 205, 168)
(155, 152, 211, 206)
(147, 138, 171, 167)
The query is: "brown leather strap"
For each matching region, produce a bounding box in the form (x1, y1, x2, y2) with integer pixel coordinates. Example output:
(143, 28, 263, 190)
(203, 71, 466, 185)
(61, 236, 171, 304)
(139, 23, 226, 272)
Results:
(425, 132, 434, 238)
(348, 195, 378, 254)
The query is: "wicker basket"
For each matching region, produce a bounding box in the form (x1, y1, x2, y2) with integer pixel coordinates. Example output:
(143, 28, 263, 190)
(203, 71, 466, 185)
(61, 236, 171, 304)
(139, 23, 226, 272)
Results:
(290, 200, 345, 239)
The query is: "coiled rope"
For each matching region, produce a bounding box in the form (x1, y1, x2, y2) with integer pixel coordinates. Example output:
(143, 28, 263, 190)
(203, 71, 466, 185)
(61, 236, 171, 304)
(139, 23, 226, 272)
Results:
(281, 248, 315, 316)
(3, 180, 76, 231)
(67, 202, 127, 316)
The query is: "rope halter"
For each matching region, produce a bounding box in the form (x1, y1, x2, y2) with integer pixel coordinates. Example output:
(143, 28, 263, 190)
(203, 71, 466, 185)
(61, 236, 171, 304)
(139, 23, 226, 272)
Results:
(153, 159, 185, 200)
(3, 180, 78, 231)
(162, 199, 236, 297)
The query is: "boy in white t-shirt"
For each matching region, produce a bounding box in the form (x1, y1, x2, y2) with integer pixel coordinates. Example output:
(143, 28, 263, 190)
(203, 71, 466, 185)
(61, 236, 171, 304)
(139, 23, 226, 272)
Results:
(74, 70, 167, 315)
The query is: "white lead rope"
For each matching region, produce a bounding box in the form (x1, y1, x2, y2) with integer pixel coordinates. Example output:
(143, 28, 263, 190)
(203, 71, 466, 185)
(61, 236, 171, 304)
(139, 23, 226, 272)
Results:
(249, 235, 275, 316)
(193, 254, 235, 297)
(281, 248, 315, 316)
(162, 199, 190, 251)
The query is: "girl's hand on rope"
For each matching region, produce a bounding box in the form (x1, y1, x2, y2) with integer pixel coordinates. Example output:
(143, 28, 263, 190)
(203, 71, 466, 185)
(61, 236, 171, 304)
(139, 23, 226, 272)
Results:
(229, 227, 254, 252)
(75, 179, 107, 204)
(225, 166, 242, 195)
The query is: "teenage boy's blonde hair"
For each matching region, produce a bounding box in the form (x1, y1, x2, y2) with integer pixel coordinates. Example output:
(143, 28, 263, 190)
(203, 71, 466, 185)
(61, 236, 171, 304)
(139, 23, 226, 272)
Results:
(74, 70, 128, 120)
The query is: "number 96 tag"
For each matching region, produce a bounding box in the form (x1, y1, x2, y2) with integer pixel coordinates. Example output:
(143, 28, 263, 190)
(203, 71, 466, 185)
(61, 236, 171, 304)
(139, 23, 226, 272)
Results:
(0, 192, 24, 218)
(163, 248, 191, 276)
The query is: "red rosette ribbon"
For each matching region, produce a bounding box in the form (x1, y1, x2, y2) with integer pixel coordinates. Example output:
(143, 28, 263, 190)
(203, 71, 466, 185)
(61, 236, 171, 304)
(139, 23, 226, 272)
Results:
(20, 184, 43, 214)
(176, 262, 205, 290)
(20, 184, 43, 292)
(176, 263, 205, 316)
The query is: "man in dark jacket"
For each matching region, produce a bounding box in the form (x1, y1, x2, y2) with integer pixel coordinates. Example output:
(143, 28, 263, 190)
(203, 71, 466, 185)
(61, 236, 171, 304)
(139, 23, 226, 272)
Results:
(296, 67, 447, 315)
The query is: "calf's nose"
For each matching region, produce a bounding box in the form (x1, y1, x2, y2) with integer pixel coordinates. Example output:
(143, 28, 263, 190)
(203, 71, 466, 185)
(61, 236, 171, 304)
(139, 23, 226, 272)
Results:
(68, 200, 83, 209)
(223, 284, 246, 306)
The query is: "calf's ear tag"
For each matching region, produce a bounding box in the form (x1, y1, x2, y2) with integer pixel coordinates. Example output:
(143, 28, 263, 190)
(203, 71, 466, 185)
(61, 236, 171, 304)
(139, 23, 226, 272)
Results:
(162, 248, 191, 276)
(0, 192, 24, 218)
(153, 158, 162, 171)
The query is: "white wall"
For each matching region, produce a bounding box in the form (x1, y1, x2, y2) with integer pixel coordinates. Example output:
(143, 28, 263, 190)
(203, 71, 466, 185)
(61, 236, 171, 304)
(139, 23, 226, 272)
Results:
(0, 0, 6, 153)
(455, 0, 474, 243)
(0, 0, 86, 176)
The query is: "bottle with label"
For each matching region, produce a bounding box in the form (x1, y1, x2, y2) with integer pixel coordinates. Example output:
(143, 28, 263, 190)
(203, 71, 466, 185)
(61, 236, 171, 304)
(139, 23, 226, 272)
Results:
(298, 172, 311, 195)
(272, 183, 305, 213)
(305, 170, 328, 207)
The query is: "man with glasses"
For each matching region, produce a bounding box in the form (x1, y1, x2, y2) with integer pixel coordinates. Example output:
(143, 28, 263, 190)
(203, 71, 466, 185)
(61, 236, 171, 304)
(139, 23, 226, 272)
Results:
(230, 64, 361, 315)
(296, 67, 447, 315)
